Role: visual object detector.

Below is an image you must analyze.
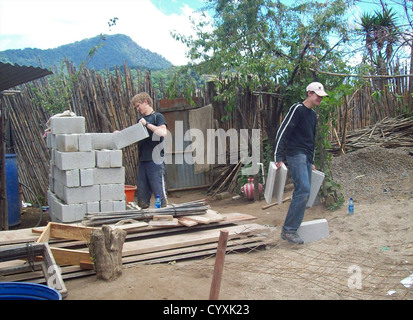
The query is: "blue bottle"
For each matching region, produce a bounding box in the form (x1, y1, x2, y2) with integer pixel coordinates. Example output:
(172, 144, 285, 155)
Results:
(348, 197, 354, 215)
(155, 194, 161, 209)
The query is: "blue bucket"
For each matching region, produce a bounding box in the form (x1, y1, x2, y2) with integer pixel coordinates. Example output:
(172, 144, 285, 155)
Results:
(0, 282, 62, 300)
(0, 154, 21, 227)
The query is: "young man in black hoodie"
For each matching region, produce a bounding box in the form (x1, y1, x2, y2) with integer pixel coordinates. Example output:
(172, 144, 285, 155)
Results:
(274, 82, 328, 244)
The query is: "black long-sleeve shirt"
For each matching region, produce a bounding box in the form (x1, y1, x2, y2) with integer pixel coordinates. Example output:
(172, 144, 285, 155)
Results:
(274, 102, 317, 164)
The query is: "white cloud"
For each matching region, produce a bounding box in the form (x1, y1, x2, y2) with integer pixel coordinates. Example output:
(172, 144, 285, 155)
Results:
(0, 0, 208, 66)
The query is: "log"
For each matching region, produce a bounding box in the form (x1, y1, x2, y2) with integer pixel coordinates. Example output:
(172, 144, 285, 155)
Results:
(89, 225, 127, 281)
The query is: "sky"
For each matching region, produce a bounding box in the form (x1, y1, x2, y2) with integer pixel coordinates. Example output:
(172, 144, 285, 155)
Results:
(0, 0, 409, 67)
(0, 0, 209, 66)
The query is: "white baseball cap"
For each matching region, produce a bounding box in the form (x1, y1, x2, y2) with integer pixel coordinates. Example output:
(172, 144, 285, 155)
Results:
(306, 82, 328, 96)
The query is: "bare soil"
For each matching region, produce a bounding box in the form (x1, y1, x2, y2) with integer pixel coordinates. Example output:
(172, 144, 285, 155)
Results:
(13, 146, 413, 300)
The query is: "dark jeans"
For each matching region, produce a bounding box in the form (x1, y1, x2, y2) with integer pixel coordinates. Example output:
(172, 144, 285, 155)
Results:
(282, 153, 312, 233)
(138, 161, 167, 208)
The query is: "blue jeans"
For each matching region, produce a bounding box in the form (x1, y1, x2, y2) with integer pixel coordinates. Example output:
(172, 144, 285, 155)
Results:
(282, 153, 312, 233)
(138, 161, 167, 208)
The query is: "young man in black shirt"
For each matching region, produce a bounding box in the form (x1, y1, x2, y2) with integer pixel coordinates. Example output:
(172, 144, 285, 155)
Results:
(274, 82, 328, 244)
(132, 92, 168, 209)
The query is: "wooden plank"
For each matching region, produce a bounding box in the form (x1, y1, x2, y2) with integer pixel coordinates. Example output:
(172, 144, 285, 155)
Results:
(180, 215, 211, 224)
(178, 217, 198, 227)
(149, 219, 180, 227)
(50, 247, 91, 266)
(121, 223, 269, 257)
(36, 222, 51, 243)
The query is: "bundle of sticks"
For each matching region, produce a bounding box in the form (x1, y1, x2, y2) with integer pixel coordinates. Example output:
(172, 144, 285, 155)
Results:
(328, 116, 413, 155)
(82, 199, 210, 226)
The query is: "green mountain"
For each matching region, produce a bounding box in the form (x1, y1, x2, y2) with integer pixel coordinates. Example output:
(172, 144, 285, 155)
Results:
(0, 34, 173, 70)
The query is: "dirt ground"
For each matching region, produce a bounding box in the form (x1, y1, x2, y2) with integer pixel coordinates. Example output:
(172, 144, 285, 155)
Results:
(13, 146, 413, 301)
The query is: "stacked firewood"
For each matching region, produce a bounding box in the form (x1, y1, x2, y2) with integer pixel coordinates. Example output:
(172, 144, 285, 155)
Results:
(328, 116, 413, 155)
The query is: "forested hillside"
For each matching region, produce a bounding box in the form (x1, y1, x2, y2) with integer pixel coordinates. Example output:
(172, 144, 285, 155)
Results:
(0, 34, 173, 70)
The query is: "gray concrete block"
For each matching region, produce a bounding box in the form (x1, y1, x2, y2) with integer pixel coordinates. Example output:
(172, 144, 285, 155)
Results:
(54, 150, 95, 170)
(94, 167, 125, 185)
(113, 200, 126, 211)
(100, 183, 125, 201)
(50, 116, 85, 134)
(100, 200, 114, 212)
(62, 185, 100, 204)
(86, 201, 100, 213)
(78, 133, 92, 152)
(110, 150, 123, 167)
(113, 123, 149, 149)
(96, 150, 112, 168)
(91, 133, 117, 150)
(80, 168, 94, 186)
(47, 190, 86, 222)
(53, 167, 80, 187)
(297, 219, 329, 243)
(55, 134, 79, 152)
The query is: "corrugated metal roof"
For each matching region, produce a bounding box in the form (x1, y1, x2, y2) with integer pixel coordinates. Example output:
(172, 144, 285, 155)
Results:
(0, 62, 52, 92)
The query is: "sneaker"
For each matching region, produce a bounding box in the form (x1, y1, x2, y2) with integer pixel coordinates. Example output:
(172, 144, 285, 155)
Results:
(281, 229, 304, 244)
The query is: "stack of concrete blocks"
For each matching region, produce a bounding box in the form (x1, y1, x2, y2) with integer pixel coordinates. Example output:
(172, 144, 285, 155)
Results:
(46, 115, 148, 223)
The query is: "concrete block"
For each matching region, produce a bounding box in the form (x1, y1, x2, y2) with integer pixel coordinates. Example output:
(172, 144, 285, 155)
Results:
(96, 149, 123, 168)
(94, 167, 125, 185)
(46, 132, 55, 149)
(100, 183, 125, 201)
(55, 134, 79, 152)
(264, 162, 288, 204)
(50, 116, 85, 134)
(96, 150, 112, 168)
(113, 200, 126, 211)
(297, 219, 329, 243)
(113, 123, 149, 149)
(47, 190, 86, 222)
(91, 133, 117, 150)
(54, 150, 95, 170)
(53, 167, 80, 187)
(80, 168, 94, 186)
(78, 133, 92, 152)
(62, 185, 100, 204)
(86, 201, 100, 213)
(110, 150, 123, 167)
(100, 200, 114, 212)
(307, 169, 325, 207)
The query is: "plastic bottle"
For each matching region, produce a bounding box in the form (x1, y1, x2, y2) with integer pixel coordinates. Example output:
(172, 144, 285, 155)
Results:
(155, 194, 161, 209)
(348, 197, 354, 215)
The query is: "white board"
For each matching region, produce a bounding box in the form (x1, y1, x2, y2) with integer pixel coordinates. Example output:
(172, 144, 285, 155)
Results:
(264, 162, 288, 204)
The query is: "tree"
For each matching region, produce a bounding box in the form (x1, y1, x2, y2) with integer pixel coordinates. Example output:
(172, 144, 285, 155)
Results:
(174, 0, 352, 142)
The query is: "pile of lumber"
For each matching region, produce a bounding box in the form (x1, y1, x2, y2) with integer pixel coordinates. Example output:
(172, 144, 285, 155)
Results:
(207, 161, 242, 197)
(329, 116, 413, 155)
(0, 206, 272, 291)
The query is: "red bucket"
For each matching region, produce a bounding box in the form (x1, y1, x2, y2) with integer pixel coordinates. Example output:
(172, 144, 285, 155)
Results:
(124, 185, 137, 203)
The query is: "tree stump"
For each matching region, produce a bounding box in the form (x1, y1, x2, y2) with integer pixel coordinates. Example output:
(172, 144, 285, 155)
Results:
(89, 225, 127, 281)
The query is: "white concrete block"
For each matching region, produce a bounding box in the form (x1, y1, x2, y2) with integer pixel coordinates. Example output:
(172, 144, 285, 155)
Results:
(46, 132, 55, 149)
(264, 162, 288, 204)
(54, 150, 95, 170)
(91, 133, 117, 150)
(297, 219, 329, 243)
(78, 133, 92, 152)
(94, 167, 125, 185)
(50, 116, 85, 134)
(100, 183, 125, 201)
(80, 168, 94, 186)
(113, 123, 149, 149)
(307, 170, 325, 207)
(62, 185, 100, 204)
(55, 134, 79, 152)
